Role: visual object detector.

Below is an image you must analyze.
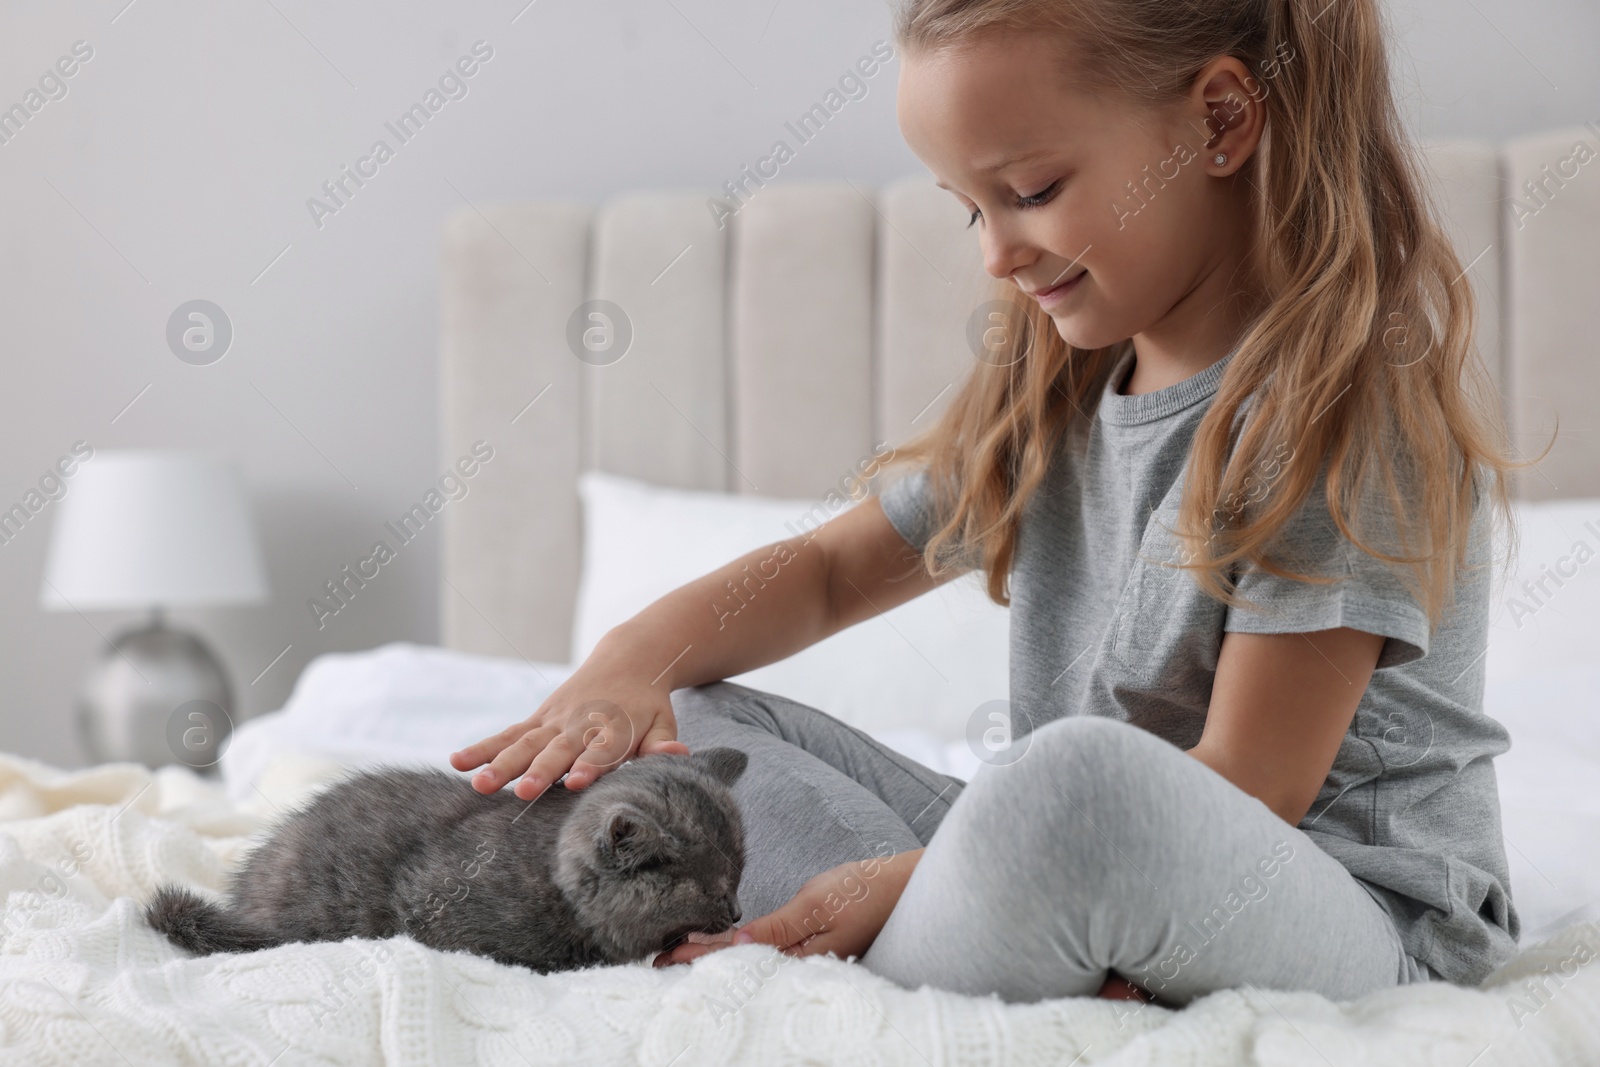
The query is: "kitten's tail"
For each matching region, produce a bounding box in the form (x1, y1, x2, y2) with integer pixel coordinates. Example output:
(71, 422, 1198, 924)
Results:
(144, 885, 280, 955)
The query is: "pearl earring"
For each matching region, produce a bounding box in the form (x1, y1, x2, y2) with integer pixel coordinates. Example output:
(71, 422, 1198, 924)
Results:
(1214, 153, 1229, 167)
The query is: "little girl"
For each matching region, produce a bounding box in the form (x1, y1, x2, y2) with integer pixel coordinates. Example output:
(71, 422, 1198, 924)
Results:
(452, 0, 1521, 1004)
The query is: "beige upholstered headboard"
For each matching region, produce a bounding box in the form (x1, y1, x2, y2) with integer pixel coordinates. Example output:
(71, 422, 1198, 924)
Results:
(439, 128, 1600, 664)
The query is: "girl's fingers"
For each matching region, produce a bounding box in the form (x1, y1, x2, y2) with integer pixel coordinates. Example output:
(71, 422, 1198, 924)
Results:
(636, 715, 687, 757)
(566, 702, 642, 786)
(652, 941, 721, 967)
(733, 904, 821, 955)
(652, 931, 739, 967)
(510, 732, 584, 801)
(683, 930, 735, 945)
(569, 707, 685, 787)
(450, 720, 536, 771)
(461, 704, 682, 797)
(476, 727, 560, 794)
(650, 925, 836, 969)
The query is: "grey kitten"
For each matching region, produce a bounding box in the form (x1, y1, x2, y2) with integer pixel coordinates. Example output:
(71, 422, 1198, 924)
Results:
(145, 747, 747, 973)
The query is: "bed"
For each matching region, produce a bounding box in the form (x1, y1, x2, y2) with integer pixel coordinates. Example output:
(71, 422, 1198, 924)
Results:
(5, 126, 1600, 1065)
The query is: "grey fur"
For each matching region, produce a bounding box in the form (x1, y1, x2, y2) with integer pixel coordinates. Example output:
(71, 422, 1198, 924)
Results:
(144, 747, 747, 973)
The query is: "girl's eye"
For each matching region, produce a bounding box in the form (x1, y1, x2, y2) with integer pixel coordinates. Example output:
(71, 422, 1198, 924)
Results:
(1017, 181, 1061, 209)
(964, 181, 1063, 229)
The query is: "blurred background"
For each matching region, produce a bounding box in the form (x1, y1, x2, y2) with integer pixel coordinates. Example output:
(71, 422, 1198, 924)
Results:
(1, 0, 1596, 769)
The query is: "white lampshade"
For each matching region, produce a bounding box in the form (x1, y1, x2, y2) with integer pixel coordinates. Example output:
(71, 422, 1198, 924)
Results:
(40, 450, 268, 612)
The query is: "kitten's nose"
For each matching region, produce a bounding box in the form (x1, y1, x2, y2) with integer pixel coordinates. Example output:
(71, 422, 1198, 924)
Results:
(726, 900, 741, 925)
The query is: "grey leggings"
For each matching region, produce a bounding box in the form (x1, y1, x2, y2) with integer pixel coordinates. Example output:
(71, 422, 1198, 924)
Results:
(669, 680, 1429, 1005)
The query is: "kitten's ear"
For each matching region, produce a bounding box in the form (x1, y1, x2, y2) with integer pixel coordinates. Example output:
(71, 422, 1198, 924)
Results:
(694, 747, 748, 787)
(601, 804, 667, 869)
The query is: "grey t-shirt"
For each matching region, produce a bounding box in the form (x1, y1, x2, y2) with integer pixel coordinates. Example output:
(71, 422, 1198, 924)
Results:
(877, 349, 1518, 985)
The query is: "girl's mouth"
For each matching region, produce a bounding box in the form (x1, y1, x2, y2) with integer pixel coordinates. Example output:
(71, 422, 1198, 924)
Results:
(1031, 270, 1087, 308)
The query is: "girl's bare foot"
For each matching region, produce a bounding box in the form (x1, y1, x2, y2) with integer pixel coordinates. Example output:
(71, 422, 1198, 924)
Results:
(1095, 974, 1153, 1001)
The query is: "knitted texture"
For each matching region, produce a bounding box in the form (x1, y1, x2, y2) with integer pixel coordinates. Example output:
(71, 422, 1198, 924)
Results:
(0, 751, 1596, 1066)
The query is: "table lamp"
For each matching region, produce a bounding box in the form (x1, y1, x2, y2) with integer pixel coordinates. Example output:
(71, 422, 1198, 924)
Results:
(39, 451, 268, 770)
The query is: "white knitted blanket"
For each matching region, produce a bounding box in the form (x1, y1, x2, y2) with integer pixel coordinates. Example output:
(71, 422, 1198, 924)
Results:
(3, 751, 1597, 1067)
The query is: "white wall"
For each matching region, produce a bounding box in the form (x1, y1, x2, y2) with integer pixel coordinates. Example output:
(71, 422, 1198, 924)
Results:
(0, 0, 1594, 769)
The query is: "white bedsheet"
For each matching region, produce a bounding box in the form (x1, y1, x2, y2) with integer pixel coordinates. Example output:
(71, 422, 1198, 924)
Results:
(5, 748, 1600, 1066)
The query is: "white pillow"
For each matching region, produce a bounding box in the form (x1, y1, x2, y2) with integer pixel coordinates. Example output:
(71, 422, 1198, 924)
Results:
(1481, 498, 1600, 941)
(1483, 661, 1600, 942)
(1486, 498, 1600, 684)
(571, 471, 1010, 741)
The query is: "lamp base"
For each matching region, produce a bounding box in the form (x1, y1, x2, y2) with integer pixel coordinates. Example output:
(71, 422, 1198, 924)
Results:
(75, 613, 235, 773)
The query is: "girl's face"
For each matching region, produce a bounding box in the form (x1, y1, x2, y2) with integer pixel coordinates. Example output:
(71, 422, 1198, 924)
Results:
(897, 31, 1259, 354)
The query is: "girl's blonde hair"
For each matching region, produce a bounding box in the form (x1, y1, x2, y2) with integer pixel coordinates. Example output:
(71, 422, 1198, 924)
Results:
(888, 0, 1521, 623)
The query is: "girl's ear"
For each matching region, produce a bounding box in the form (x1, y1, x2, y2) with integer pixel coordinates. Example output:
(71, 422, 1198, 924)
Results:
(693, 747, 749, 786)
(601, 804, 667, 869)
(1188, 56, 1268, 175)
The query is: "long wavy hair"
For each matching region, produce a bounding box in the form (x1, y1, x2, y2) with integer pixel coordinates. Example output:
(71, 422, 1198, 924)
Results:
(888, 0, 1523, 623)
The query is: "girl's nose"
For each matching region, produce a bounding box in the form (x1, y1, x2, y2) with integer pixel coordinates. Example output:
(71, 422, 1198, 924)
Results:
(983, 231, 1035, 282)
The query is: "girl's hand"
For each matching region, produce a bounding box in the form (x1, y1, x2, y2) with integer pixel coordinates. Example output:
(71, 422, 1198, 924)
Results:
(449, 652, 687, 800)
(652, 849, 925, 967)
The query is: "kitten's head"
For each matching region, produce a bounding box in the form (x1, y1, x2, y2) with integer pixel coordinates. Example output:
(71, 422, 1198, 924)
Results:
(554, 747, 748, 961)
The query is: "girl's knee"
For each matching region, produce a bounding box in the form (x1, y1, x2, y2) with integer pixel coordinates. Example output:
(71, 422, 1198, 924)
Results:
(668, 682, 745, 723)
(954, 715, 1189, 879)
(668, 683, 754, 749)
(1015, 715, 1171, 789)
(1027, 718, 1191, 829)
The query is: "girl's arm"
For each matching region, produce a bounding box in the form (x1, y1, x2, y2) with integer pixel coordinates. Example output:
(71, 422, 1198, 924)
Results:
(451, 496, 958, 797)
(1189, 627, 1386, 825)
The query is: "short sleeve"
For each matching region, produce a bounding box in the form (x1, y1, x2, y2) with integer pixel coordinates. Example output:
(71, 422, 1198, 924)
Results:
(874, 466, 979, 569)
(1222, 477, 1436, 670)
(876, 467, 938, 552)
